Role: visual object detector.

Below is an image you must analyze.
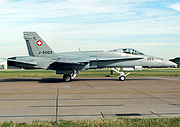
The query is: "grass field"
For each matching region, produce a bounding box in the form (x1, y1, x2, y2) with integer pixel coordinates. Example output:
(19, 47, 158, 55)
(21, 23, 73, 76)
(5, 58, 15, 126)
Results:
(0, 118, 179, 127)
(0, 69, 180, 78)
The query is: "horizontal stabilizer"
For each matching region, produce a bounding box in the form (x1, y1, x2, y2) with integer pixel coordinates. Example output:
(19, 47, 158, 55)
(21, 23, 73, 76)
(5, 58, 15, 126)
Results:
(7, 59, 37, 66)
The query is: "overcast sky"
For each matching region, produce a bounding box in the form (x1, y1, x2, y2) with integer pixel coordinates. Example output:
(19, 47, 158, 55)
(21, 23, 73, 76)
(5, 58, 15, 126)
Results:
(0, 0, 180, 59)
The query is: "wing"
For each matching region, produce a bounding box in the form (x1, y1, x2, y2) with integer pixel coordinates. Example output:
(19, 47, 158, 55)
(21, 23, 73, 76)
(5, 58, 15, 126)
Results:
(47, 61, 88, 70)
(48, 57, 143, 70)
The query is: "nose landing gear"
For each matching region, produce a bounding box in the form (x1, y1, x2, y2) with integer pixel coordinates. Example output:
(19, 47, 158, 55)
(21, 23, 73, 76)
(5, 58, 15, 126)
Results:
(112, 68, 131, 81)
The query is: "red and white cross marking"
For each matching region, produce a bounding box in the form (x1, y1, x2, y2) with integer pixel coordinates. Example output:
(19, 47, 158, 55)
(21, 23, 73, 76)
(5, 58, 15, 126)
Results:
(36, 40, 43, 46)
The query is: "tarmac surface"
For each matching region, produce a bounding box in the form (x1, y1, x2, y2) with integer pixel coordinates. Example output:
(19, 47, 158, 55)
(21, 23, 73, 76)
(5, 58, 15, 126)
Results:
(0, 76, 180, 122)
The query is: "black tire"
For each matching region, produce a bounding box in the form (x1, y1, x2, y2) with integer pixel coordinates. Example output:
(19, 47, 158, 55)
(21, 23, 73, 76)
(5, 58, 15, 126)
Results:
(119, 76, 126, 81)
(63, 74, 72, 82)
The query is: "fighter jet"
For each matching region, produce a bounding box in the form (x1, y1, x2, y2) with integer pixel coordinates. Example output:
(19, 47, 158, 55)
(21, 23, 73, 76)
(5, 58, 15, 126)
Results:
(7, 32, 177, 82)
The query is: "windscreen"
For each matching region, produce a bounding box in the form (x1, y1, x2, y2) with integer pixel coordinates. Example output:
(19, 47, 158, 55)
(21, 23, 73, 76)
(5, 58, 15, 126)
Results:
(110, 48, 144, 55)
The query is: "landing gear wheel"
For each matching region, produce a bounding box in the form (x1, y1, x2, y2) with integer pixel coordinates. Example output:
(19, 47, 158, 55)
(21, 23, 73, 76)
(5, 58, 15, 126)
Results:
(119, 76, 126, 81)
(63, 74, 72, 82)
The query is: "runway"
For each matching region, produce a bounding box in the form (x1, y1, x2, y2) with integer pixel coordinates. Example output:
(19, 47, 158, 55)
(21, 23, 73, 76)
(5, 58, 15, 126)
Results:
(0, 76, 180, 122)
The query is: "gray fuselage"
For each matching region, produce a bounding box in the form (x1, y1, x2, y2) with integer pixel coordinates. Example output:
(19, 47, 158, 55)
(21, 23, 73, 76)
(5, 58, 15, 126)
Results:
(8, 50, 176, 70)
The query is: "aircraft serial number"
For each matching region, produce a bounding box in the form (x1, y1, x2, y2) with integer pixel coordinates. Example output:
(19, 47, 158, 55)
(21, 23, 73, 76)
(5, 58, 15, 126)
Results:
(147, 57, 154, 60)
(38, 51, 53, 54)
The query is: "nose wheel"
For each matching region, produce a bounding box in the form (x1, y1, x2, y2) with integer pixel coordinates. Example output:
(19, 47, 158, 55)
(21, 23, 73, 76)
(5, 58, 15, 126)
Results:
(119, 75, 126, 81)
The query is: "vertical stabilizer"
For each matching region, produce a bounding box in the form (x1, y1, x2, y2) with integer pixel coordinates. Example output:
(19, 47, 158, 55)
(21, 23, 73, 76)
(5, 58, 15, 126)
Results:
(23, 32, 57, 58)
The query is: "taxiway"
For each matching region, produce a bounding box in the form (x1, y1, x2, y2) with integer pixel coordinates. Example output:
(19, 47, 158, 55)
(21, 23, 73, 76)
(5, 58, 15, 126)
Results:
(0, 76, 179, 122)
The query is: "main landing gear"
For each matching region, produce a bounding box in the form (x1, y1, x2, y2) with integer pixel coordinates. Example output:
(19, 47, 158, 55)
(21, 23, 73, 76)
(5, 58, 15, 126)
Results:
(63, 74, 72, 82)
(63, 70, 78, 82)
(112, 68, 131, 81)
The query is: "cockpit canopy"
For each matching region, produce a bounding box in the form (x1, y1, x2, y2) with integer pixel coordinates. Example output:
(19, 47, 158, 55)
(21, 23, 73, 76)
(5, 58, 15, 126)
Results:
(109, 48, 144, 55)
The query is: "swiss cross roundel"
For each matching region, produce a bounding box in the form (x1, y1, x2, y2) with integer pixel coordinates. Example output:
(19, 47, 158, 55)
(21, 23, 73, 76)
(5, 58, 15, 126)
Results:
(36, 40, 43, 46)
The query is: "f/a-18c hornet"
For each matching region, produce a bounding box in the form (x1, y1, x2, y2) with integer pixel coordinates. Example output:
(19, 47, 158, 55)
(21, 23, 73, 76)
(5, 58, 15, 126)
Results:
(7, 32, 177, 82)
